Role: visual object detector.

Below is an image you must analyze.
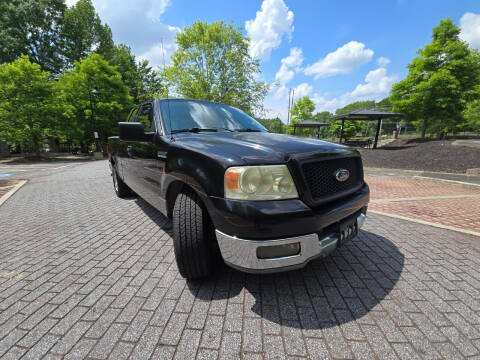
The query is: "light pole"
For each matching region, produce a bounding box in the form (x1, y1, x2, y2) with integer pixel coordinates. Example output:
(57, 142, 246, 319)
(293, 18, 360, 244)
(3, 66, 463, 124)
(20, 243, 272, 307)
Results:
(88, 85, 103, 159)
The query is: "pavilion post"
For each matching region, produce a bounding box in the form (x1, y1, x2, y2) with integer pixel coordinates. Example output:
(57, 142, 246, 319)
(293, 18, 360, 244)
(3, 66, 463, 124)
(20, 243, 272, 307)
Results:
(373, 118, 381, 149)
(293, 126, 296, 135)
(339, 119, 344, 143)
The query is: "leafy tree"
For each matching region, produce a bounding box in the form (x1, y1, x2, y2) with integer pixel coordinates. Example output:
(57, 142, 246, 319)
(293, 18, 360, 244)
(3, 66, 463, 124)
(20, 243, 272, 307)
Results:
(0, 55, 56, 155)
(61, 0, 114, 67)
(167, 21, 268, 114)
(107, 44, 164, 104)
(463, 98, 480, 132)
(390, 19, 480, 137)
(56, 53, 133, 147)
(0, 0, 66, 74)
(257, 117, 284, 133)
(290, 96, 315, 123)
(313, 111, 333, 123)
(330, 101, 372, 140)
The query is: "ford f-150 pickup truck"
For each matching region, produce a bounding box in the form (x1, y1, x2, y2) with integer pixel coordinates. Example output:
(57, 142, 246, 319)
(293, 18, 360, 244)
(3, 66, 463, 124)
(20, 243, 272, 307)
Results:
(108, 98, 369, 279)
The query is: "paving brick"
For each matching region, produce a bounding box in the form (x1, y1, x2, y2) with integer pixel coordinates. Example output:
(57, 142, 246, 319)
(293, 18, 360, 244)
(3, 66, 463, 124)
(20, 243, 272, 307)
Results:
(130, 325, 163, 359)
(89, 323, 127, 359)
(159, 312, 188, 345)
(243, 318, 263, 353)
(1, 162, 480, 360)
(174, 329, 201, 359)
(200, 315, 224, 349)
(50, 321, 91, 355)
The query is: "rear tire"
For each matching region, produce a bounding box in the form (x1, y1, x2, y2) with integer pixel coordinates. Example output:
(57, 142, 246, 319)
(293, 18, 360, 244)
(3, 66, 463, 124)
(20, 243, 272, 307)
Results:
(112, 166, 133, 198)
(172, 189, 215, 279)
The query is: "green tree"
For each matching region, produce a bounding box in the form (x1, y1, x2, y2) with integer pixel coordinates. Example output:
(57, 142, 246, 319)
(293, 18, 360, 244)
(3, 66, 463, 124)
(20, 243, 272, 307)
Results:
(463, 98, 480, 132)
(290, 96, 315, 122)
(390, 19, 480, 137)
(257, 117, 284, 133)
(61, 0, 114, 67)
(56, 53, 133, 147)
(0, 55, 56, 154)
(167, 20, 268, 114)
(0, 0, 66, 74)
(288, 96, 316, 136)
(330, 101, 372, 140)
(107, 44, 164, 104)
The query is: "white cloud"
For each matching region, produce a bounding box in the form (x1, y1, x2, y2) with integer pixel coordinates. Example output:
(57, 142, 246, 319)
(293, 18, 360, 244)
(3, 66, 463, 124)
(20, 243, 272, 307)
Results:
(274, 48, 304, 97)
(348, 67, 398, 99)
(275, 48, 303, 84)
(245, 0, 294, 60)
(282, 47, 303, 68)
(137, 25, 181, 68)
(65, 0, 78, 6)
(304, 41, 374, 79)
(313, 64, 398, 112)
(146, 0, 171, 21)
(275, 64, 295, 85)
(460, 12, 480, 49)
(377, 56, 390, 67)
(293, 82, 313, 98)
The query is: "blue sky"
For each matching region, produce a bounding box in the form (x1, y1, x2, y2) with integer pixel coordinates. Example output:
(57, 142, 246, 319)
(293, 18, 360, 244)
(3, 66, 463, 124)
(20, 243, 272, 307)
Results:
(67, 0, 480, 121)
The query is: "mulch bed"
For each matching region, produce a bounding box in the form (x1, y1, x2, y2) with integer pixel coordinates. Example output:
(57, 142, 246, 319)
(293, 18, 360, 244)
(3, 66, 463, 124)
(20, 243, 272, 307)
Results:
(358, 139, 480, 173)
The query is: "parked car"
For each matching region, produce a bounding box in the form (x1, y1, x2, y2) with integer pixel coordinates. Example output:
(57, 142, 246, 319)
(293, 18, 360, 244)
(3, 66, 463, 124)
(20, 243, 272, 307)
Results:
(108, 99, 369, 279)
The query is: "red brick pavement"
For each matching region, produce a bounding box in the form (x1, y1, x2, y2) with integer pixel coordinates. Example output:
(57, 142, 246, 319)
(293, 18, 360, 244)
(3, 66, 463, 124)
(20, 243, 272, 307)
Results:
(366, 176, 480, 234)
(366, 176, 480, 200)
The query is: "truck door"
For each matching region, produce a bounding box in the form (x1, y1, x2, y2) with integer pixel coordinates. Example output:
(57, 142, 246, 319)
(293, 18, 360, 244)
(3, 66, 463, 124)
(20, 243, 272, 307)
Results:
(126, 101, 167, 211)
(117, 106, 138, 181)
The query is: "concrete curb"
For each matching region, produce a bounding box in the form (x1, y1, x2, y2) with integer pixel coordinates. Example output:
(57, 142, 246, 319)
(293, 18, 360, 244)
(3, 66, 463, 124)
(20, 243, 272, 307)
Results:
(369, 209, 480, 237)
(0, 180, 27, 207)
(413, 175, 480, 187)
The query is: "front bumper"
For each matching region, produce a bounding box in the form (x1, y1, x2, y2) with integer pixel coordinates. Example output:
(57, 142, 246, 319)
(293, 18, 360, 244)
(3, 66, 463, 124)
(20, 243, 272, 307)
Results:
(216, 212, 366, 273)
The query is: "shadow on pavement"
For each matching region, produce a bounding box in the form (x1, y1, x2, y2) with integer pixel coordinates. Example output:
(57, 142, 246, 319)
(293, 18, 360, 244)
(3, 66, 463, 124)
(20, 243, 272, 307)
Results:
(133, 195, 404, 329)
(189, 229, 404, 330)
(134, 197, 172, 231)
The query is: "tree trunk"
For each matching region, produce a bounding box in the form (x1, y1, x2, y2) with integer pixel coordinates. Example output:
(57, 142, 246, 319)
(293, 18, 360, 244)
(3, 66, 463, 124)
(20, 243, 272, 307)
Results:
(421, 119, 428, 138)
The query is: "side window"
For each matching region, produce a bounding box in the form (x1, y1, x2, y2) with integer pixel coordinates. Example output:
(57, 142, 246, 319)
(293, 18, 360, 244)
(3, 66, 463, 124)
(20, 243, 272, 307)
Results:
(136, 103, 155, 132)
(127, 107, 138, 122)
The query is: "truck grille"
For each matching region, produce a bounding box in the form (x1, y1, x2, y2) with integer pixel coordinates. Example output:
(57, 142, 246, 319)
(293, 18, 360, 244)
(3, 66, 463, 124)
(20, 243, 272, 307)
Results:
(301, 157, 363, 201)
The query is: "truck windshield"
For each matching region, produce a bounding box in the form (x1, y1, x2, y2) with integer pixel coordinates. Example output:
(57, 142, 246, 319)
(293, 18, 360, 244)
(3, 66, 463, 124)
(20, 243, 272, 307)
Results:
(160, 99, 268, 134)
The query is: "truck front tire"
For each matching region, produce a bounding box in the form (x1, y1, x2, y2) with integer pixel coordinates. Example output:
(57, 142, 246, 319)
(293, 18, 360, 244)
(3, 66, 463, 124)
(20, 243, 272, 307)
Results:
(112, 166, 133, 198)
(172, 189, 216, 279)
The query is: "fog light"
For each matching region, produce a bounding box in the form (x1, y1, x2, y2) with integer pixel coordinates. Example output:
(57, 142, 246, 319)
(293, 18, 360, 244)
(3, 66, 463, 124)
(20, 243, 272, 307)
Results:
(256, 243, 300, 259)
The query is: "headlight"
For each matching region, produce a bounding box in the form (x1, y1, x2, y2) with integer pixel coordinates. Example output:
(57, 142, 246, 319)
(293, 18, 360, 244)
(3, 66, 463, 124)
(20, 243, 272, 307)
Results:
(224, 165, 298, 200)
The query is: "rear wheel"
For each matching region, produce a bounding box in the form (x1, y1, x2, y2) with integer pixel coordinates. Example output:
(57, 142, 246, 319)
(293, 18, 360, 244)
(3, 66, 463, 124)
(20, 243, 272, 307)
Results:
(172, 189, 216, 279)
(112, 166, 133, 198)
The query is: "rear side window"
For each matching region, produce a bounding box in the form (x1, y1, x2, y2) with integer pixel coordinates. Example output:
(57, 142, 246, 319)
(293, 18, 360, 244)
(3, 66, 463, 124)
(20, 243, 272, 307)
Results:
(136, 103, 155, 131)
(127, 107, 138, 122)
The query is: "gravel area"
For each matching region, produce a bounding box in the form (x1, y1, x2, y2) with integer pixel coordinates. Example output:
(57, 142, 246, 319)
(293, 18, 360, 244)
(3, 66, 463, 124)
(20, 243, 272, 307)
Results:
(359, 139, 480, 173)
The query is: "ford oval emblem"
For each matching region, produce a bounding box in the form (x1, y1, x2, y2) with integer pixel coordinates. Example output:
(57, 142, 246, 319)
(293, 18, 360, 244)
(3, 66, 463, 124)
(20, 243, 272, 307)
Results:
(334, 168, 350, 182)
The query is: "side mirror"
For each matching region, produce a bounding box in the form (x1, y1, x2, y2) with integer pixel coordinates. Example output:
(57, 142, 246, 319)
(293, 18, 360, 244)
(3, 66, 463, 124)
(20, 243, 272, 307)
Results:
(118, 122, 153, 141)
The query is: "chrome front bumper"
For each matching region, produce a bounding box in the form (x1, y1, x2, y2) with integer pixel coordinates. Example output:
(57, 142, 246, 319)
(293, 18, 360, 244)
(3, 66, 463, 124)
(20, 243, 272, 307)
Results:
(216, 213, 366, 273)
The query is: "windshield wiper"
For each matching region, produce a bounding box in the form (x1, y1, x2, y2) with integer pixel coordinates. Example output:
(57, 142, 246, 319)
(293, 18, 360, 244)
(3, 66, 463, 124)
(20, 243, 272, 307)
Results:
(233, 128, 262, 132)
(170, 127, 218, 134)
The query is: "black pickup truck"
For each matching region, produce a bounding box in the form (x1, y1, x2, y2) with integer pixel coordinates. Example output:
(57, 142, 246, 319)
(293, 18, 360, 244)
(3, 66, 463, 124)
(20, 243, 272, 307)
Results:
(108, 98, 369, 279)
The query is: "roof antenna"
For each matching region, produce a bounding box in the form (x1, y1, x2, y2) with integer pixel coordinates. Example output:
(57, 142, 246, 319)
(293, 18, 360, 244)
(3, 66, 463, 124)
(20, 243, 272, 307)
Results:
(161, 38, 174, 141)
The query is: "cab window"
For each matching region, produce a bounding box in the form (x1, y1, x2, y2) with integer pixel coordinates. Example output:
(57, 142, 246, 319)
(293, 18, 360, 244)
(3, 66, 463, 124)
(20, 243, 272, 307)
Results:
(127, 107, 138, 122)
(136, 103, 155, 131)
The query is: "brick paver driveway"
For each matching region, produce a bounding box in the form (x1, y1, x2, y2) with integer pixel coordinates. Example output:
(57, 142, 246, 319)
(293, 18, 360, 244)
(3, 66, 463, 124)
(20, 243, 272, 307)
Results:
(366, 172, 480, 234)
(0, 161, 479, 359)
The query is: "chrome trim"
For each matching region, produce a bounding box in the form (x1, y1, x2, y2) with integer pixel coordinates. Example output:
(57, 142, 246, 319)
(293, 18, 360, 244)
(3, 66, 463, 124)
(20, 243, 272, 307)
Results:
(357, 212, 366, 228)
(216, 213, 366, 273)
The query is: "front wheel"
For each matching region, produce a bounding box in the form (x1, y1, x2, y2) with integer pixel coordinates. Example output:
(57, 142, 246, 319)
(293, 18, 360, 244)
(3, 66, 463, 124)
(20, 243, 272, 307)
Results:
(112, 166, 133, 198)
(172, 189, 216, 279)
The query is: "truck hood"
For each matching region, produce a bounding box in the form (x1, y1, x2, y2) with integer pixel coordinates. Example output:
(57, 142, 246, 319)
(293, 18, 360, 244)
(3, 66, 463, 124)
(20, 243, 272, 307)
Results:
(173, 132, 356, 166)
